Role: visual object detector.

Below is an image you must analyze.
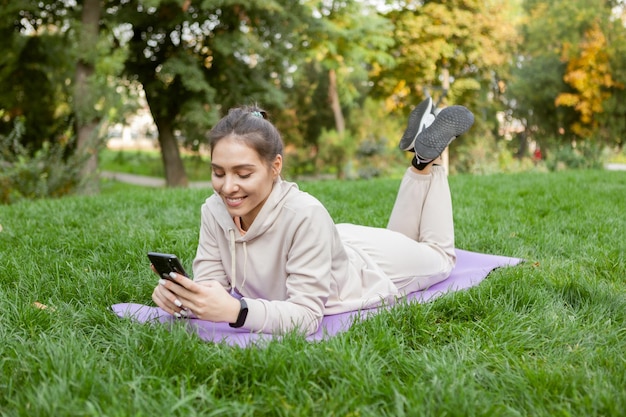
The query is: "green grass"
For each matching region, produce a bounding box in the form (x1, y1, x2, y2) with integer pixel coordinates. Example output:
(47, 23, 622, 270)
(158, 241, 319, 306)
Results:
(1, 169, 625, 416)
(99, 148, 212, 182)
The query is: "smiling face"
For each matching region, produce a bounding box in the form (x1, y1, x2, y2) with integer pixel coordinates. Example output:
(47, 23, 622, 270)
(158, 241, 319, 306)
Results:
(211, 135, 282, 229)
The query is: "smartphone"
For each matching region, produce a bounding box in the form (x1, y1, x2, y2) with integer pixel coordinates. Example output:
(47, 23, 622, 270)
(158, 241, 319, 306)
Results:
(147, 252, 189, 281)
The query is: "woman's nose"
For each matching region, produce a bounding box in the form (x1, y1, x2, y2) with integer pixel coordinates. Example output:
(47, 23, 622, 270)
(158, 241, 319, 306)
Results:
(222, 175, 238, 193)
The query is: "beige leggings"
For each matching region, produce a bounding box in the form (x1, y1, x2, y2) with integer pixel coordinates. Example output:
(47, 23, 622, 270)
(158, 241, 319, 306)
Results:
(337, 166, 455, 295)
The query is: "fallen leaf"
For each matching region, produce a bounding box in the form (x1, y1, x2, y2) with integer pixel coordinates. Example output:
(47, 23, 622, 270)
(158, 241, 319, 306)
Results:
(33, 301, 56, 312)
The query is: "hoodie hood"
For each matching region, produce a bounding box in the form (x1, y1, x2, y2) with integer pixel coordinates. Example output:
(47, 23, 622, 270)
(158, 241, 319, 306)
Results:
(207, 177, 298, 242)
(205, 178, 299, 290)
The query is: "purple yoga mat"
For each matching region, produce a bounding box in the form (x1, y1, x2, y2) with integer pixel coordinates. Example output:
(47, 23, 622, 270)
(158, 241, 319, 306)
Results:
(112, 249, 522, 347)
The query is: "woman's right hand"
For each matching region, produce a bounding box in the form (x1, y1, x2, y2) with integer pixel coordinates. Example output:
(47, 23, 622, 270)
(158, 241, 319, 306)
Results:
(152, 277, 188, 318)
(150, 270, 240, 324)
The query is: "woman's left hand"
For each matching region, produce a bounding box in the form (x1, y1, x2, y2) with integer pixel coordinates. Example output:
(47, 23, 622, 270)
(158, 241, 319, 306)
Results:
(160, 272, 241, 323)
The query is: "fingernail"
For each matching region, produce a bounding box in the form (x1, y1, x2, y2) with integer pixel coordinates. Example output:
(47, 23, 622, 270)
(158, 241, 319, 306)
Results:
(159, 279, 167, 286)
(174, 312, 182, 319)
(169, 272, 177, 279)
(174, 299, 182, 308)
(179, 310, 189, 318)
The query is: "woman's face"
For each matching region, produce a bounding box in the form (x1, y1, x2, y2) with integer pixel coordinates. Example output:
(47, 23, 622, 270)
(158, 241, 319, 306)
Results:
(211, 136, 282, 229)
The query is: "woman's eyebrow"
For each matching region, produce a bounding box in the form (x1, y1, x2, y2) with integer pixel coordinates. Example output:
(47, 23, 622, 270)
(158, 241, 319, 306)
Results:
(211, 163, 256, 170)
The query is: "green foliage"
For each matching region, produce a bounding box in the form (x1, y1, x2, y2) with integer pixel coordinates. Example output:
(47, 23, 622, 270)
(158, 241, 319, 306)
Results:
(0, 0, 134, 196)
(301, 0, 395, 110)
(0, 32, 74, 151)
(272, 0, 395, 159)
(354, 138, 387, 179)
(597, 8, 626, 149)
(375, 0, 519, 110)
(4, 0, 626, 185)
(606, 148, 626, 164)
(544, 141, 604, 171)
(282, 147, 318, 180)
(0, 119, 88, 204)
(316, 129, 357, 178)
(509, 0, 621, 147)
(349, 98, 407, 179)
(452, 137, 538, 175)
(450, 131, 610, 175)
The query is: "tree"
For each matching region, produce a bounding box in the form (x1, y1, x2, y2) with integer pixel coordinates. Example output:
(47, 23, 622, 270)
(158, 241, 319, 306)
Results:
(279, 1, 394, 178)
(301, 0, 394, 135)
(113, 0, 313, 186)
(555, 21, 623, 139)
(370, 0, 520, 171)
(0, 1, 130, 200)
(73, 0, 102, 193)
(375, 0, 519, 111)
(114, 1, 215, 187)
(508, 0, 620, 150)
(0, 1, 75, 150)
(595, 3, 626, 149)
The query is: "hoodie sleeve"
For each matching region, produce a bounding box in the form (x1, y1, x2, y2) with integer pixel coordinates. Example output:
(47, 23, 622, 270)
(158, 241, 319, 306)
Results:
(192, 202, 231, 291)
(243, 203, 337, 335)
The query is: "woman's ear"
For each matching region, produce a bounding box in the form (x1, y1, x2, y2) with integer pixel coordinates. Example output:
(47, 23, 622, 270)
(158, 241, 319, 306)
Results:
(271, 154, 283, 178)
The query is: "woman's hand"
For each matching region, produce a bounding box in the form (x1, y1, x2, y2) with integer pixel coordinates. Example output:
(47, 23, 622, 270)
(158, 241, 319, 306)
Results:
(151, 272, 241, 323)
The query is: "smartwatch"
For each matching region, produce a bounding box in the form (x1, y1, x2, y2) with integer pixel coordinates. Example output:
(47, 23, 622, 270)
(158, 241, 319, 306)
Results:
(229, 298, 248, 328)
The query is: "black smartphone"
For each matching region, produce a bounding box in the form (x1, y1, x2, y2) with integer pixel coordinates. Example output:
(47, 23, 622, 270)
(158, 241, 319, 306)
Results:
(147, 252, 189, 280)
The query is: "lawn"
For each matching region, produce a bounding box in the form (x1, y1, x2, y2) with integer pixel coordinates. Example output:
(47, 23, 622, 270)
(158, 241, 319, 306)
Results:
(0, 169, 625, 416)
(99, 148, 212, 182)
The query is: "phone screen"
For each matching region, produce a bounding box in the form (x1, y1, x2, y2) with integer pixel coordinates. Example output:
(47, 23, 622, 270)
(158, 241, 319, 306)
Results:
(147, 252, 188, 280)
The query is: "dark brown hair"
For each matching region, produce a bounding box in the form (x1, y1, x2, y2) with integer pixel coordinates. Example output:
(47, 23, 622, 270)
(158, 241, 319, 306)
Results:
(208, 105, 284, 166)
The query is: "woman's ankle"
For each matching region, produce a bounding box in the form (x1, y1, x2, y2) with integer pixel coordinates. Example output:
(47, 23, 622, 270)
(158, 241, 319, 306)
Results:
(410, 156, 442, 175)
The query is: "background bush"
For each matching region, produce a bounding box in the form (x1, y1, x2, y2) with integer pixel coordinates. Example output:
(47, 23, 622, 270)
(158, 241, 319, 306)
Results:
(0, 119, 88, 204)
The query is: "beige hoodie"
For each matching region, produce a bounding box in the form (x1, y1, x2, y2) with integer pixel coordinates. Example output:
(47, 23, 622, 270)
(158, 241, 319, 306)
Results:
(192, 178, 398, 335)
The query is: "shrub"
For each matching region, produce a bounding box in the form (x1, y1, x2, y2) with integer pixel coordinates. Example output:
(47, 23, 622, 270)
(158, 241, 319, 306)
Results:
(545, 141, 604, 171)
(0, 118, 88, 204)
(316, 129, 357, 179)
(450, 135, 536, 175)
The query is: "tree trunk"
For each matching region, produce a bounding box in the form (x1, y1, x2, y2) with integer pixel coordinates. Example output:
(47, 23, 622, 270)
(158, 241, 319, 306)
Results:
(152, 114, 189, 187)
(328, 68, 345, 134)
(440, 67, 450, 175)
(328, 68, 347, 179)
(74, 0, 102, 194)
(516, 130, 528, 158)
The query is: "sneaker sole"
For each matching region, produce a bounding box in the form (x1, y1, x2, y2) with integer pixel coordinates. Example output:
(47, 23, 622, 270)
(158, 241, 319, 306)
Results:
(399, 97, 433, 151)
(414, 105, 474, 160)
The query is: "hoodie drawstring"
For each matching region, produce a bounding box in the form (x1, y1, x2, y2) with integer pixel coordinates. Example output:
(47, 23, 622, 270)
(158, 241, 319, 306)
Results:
(241, 242, 248, 288)
(228, 228, 248, 290)
(229, 228, 237, 289)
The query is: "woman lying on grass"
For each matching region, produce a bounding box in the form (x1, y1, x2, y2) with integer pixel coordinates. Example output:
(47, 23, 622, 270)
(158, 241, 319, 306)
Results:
(152, 99, 474, 335)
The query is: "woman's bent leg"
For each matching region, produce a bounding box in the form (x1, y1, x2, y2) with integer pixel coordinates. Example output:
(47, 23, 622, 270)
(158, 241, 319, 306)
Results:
(386, 165, 456, 269)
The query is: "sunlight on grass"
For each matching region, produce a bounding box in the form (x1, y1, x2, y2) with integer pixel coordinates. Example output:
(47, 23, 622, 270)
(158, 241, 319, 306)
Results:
(1, 169, 625, 415)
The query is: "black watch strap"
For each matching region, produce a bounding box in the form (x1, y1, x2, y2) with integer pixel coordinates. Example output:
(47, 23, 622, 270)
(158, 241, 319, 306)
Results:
(229, 298, 248, 328)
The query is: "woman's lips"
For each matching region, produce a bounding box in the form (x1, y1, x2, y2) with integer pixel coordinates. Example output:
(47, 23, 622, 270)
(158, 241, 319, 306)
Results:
(225, 196, 245, 207)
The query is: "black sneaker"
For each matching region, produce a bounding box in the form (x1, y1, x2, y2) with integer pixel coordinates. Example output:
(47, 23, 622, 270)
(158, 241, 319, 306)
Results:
(414, 105, 474, 161)
(399, 97, 434, 151)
